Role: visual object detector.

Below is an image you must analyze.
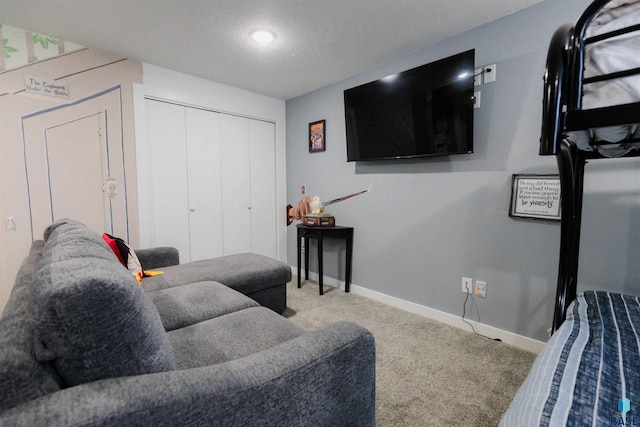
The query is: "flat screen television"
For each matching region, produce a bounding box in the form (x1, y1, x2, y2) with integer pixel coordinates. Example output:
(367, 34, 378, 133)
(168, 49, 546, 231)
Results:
(344, 49, 475, 161)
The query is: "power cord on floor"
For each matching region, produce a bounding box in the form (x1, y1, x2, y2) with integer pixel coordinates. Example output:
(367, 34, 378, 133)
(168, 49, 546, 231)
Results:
(462, 290, 502, 342)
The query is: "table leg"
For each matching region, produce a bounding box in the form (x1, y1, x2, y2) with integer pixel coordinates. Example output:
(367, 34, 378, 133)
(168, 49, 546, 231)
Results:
(318, 234, 324, 295)
(345, 229, 353, 293)
(304, 237, 309, 280)
(297, 232, 302, 288)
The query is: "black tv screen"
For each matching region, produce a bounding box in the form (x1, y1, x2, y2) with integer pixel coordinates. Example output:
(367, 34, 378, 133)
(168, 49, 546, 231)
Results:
(344, 49, 475, 161)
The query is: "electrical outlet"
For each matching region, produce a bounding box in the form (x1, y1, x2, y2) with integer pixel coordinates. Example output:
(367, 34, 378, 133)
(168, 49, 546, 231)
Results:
(475, 280, 487, 298)
(473, 91, 481, 109)
(462, 277, 473, 294)
(301, 185, 306, 195)
(484, 64, 496, 83)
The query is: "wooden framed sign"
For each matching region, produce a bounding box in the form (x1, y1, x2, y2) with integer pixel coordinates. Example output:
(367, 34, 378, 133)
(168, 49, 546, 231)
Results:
(509, 174, 561, 221)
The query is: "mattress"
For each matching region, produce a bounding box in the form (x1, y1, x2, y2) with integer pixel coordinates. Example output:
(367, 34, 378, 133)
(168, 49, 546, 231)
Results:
(583, 0, 640, 110)
(572, 0, 640, 155)
(500, 291, 640, 426)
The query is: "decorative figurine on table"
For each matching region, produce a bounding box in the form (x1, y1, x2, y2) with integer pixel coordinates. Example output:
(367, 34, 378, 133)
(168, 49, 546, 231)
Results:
(286, 190, 368, 226)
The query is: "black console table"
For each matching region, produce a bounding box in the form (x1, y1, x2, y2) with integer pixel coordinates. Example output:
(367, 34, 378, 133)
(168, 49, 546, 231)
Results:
(296, 224, 354, 295)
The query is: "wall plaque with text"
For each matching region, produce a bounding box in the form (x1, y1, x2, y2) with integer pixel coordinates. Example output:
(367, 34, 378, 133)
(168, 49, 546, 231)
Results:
(24, 75, 70, 98)
(509, 174, 561, 221)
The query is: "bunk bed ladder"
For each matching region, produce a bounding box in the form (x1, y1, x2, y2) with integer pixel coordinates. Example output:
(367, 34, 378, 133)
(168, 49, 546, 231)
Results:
(541, 23, 586, 332)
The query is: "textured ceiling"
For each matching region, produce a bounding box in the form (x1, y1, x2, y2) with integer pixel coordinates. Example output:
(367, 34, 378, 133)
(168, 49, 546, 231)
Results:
(0, 0, 547, 100)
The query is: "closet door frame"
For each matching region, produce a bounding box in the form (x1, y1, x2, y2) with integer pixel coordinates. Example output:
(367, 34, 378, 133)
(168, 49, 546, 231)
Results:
(142, 96, 278, 261)
(133, 66, 286, 262)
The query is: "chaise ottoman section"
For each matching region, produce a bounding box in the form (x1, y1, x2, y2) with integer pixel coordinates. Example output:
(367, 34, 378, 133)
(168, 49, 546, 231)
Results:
(141, 253, 291, 313)
(147, 281, 260, 331)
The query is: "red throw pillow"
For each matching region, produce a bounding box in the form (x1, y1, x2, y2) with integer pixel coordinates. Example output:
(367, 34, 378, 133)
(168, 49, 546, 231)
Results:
(102, 233, 144, 283)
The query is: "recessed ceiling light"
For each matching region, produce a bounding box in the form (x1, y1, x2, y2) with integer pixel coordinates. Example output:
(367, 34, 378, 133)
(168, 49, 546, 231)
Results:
(250, 29, 276, 45)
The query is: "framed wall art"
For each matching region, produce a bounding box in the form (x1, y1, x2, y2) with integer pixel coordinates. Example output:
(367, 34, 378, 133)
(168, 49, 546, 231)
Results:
(509, 174, 561, 221)
(309, 120, 326, 152)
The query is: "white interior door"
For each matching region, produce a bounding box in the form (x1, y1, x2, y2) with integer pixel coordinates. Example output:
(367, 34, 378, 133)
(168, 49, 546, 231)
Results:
(44, 113, 109, 233)
(22, 88, 129, 239)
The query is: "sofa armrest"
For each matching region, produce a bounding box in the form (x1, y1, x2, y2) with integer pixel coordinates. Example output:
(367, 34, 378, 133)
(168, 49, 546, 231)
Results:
(135, 247, 179, 270)
(0, 321, 376, 426)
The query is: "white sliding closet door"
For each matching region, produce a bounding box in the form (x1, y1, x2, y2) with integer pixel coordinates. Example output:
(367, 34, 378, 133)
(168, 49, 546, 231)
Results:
(145, 98, 276, 262)
(185, 108, 224, 261)
(249, 119, 276, 258)
(220, 114, 252, 255)
(146, 100, 224, 262)
(220, 115, 276, 258)
(145, 100, 191, 259)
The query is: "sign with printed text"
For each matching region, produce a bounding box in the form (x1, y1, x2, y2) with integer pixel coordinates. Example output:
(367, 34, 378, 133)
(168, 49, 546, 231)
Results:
(509, 174, 561, 221)
(24, 75, 70, 98)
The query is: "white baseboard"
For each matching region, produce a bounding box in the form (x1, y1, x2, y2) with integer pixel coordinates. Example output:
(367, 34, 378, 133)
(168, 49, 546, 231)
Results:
(291, 270, 545, 354)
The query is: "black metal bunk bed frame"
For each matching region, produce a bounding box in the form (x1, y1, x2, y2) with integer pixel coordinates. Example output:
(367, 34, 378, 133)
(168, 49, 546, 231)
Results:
(542, 0, 640, 333)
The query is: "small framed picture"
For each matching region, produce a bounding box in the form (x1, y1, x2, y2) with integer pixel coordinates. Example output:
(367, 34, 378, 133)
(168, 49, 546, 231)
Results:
(509, 174, 561, 221)
(309, 120, 326, 152)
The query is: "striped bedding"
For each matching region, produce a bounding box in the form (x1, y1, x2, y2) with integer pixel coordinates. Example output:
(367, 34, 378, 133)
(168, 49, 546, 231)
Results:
(500, 291, 640, 426)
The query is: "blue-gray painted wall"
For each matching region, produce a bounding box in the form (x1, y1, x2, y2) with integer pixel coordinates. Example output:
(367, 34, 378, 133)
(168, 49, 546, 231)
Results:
(285, 0, 640, 341)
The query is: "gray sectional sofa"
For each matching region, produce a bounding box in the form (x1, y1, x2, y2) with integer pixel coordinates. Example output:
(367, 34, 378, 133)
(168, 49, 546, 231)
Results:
(0, 219, 376, 426)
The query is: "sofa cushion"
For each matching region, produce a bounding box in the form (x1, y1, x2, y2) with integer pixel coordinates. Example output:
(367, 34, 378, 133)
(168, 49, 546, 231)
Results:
(135, 246, 180, 270)
(28, 220, 175, 387)
(147, 281, 260, 331)
(42, 217, 87, 242)
(0, 241, 63, 412)
(41, 228, 119, 266)
(168, 307, 306, 369)
(29, 256, 175, 386)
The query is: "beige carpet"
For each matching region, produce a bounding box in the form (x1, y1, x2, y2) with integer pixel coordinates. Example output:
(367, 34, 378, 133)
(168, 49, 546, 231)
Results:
(283, 280, 536, 426)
